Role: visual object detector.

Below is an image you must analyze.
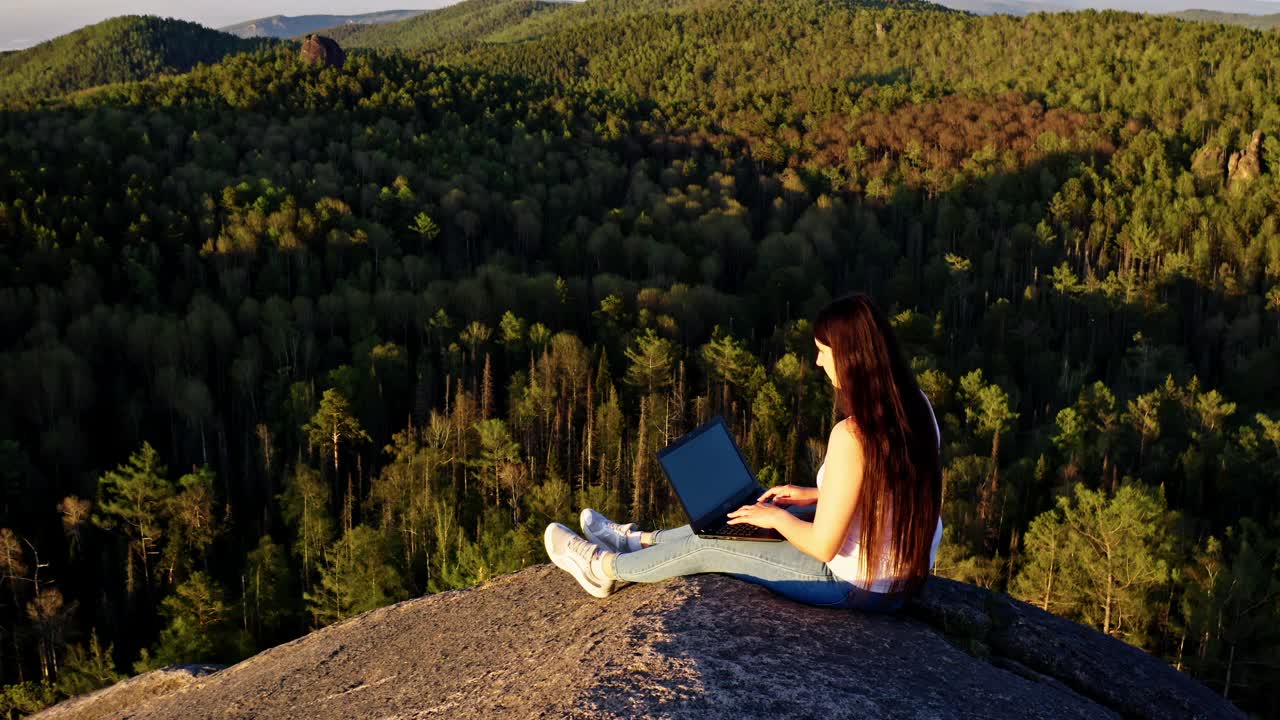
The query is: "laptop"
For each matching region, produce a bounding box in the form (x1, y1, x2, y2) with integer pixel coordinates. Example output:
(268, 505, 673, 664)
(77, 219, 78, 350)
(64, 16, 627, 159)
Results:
(655, 415, 785, 542)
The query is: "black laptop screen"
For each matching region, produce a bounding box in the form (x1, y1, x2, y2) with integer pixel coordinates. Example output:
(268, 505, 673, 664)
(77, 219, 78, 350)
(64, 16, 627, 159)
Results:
(658, 419, 755, 522)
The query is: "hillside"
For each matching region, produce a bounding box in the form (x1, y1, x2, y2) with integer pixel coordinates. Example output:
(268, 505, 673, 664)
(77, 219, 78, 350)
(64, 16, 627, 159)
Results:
(937, 1, 1280, 18)
(219, 11, 432, 39)
(336, 0, 949, 49)
(0, 0, 1278, 717)
(439, 0, 1278, 137)
(333, 0, 573, 49)
(0, 16, 270, 105)
(934, 0, 1070, 13)
(31, 567, 1242, 719)
(1169, 9, 1280, 29)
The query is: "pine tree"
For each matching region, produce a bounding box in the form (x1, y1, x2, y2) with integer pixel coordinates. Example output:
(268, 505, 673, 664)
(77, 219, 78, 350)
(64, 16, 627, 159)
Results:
(91, 442, 175, 601)
(139, 571, 246, 670)
(304, 526, 406, 627)
(623, 328, 675, 397)
(632, 396, 649, 524)
(277, 465, 336, 590)
(1180, 519, 1279, 700)
(243, 535, 296, 645)
(162, 465, 219, 585)
(55, 629, 121, 699)
(1015, 481, 1176, 645)
(481, 353, 494, 420)
(1009, 506, 1072, 613)
(302, 388, 370, 497)
(957, 370, 1019, 546)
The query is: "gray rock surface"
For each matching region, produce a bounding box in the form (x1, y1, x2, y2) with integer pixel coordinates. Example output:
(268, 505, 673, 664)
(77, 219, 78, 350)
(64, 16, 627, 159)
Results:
(35, 566, 1242, 719)
(31, 663, 223, 719)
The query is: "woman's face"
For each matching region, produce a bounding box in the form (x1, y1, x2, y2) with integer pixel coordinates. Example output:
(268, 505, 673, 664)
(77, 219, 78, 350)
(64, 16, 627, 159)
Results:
(814, 338, 839, 388)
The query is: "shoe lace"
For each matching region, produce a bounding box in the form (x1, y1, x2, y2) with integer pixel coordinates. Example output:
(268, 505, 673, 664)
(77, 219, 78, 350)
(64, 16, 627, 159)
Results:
(571, 532, 597, 561)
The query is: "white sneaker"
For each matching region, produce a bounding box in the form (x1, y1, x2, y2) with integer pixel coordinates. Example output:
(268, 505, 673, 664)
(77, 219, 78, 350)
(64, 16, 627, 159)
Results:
(544, 522, 615, 598)
(580, 508, 639, 554)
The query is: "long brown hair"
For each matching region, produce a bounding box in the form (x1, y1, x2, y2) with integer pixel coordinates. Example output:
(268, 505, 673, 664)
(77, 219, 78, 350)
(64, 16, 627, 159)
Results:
(814, 292, 941, 595)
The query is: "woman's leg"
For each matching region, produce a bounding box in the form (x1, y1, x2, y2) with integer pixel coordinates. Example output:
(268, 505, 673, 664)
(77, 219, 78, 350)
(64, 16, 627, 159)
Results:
(644, 525, 693, 545)
(606, 531, 855, 608)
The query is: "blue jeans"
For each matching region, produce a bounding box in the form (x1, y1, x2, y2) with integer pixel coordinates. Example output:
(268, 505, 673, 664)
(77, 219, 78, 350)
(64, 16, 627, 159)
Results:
(608, 504, 907, 612)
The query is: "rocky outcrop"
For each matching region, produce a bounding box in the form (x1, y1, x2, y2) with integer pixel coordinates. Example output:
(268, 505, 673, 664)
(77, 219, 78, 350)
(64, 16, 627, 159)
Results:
(34, 566, 1241, 719)
(1190, 144, 1226, 189)
(1190, 131, 1265, 191)
(300, 34, 345, 68)
(32, 664, 222, 719)
(1227, 130, 1264, 188)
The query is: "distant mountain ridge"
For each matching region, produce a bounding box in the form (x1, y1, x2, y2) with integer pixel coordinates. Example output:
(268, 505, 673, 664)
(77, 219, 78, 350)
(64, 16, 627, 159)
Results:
(331, 0, 950, 49)
(327, 0, 572, 49)
(934, 0, 1070, 13)
(937, 0, 1280, 17)
(1168, 9, 1280, 28)
(219, 11, 433, 39)
(0, 16, 271, 105)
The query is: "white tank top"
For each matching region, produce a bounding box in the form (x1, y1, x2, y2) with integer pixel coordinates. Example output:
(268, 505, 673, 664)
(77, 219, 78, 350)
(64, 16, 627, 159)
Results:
(816, 389, 943, 591)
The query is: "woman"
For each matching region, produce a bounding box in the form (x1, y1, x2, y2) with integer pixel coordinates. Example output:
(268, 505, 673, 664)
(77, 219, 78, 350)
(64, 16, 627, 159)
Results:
(544, 292, 944, 611)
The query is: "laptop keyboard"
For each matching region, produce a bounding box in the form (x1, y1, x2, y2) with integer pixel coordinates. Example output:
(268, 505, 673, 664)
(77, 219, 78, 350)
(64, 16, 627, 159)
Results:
(706, 523, 776, 538)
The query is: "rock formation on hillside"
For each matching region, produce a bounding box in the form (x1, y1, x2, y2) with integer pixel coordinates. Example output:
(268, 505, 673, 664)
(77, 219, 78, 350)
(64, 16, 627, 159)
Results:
(1190, 131, 1266, 191)
(1190, 144, 1226, 189)
(33, 566, 1241, 719)
(1227, 130, 1264, 188)
(300, 34, 345, 68)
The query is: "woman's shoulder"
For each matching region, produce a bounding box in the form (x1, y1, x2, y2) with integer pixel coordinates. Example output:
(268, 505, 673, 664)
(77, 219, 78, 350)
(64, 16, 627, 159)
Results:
(829, 417, 864, 457)
(832, 415, 858, 440)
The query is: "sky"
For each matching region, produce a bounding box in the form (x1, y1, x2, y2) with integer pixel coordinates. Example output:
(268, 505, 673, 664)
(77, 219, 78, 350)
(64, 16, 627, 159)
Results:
(4, 0, 1280, 52)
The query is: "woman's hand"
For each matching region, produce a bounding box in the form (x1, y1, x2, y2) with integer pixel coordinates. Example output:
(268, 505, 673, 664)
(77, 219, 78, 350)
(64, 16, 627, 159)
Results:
(726, 502, 791, 530)
(755, 484, 818, 507)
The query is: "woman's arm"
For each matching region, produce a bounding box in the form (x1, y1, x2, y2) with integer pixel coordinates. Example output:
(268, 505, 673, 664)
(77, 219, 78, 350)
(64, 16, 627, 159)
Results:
(772, 420, 863, 562)
(756, 484, 819, 506)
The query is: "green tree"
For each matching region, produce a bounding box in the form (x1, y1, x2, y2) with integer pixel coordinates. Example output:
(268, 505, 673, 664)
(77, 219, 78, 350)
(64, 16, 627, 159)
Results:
(1180, 519, 1279, 701)
(277, 465, 336, 589)
(623, 328, 676, 397)
(243, 535, 296, 645)
(1010, 507, 1072, 613)
(161, 465, 219, 585)
(302, 388, 371, 488)
(957, 370, 1019, 542)
(304, 525, 407, 627)
(138, 571, 247, 671)
(91, 442, 174, 599)
(498, 310, 527, 355)
(0, 680, 56, 718)
(469, 419, 524, 512)
(458, 321, 492, 369)
(55, 629, 122, 699)
(1015, 481, 1176, 645)
(409, 210, 440, 252)
(699, 325, 760, 414)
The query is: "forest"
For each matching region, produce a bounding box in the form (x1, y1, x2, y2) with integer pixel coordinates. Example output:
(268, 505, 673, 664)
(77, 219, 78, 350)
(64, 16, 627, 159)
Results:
(0, 0, 1277, 716)
(0, 16, 272, 105)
